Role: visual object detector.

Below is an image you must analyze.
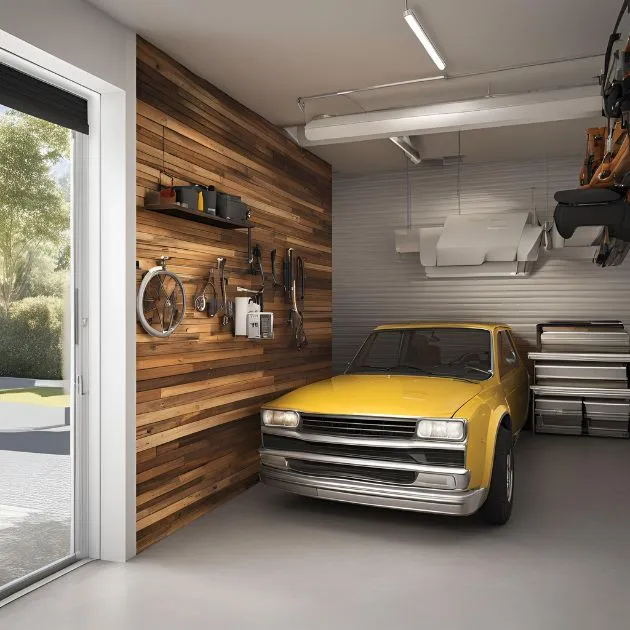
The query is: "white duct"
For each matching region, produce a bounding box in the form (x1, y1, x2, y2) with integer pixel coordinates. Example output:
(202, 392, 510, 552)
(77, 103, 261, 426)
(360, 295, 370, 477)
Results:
(287, 86, 601, 146)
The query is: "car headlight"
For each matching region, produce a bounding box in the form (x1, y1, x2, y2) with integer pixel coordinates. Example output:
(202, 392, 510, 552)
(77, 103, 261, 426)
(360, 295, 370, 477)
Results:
(417, 418, 466, 441)
(261, 409, 300, 428)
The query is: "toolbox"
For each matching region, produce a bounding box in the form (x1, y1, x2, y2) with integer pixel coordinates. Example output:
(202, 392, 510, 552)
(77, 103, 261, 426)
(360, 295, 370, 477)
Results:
(533, 397, 583, 435)
(217, 192, 249, 222)
(173, 185, 217, 214)
(529, 321, 630, 438)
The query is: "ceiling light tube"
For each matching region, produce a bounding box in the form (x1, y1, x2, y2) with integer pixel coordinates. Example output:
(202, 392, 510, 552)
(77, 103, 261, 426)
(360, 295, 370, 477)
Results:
(404, 8, 446, 71)
(390, 136, 422, 165)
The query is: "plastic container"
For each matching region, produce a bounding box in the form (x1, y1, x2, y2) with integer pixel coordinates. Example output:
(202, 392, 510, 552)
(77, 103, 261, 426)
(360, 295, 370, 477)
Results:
(217, 193, 249, 222)
(173, 185, 216, 214)
(204, 188, 217, 215)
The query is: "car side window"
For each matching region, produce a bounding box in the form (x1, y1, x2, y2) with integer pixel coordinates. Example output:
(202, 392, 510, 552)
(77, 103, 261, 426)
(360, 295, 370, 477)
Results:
(498, 331, 520, 376)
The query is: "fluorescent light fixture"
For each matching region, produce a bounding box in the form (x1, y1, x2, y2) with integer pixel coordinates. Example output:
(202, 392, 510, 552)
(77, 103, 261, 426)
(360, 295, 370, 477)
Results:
(404, 8, 446, 71)
(390, 136, 422, 165)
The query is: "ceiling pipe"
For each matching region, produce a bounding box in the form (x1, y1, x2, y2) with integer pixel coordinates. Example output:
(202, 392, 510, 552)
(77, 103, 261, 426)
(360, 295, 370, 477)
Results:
(286, 85, 601, 147)
(296, 52, 602, 112)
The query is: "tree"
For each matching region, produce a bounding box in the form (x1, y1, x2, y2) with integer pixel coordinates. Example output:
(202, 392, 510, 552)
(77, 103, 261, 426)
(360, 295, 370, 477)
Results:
(0, 110, 70, 314)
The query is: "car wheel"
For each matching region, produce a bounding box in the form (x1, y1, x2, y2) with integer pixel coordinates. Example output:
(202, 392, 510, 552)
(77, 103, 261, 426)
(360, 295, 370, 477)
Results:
(480, 425, 514, 525)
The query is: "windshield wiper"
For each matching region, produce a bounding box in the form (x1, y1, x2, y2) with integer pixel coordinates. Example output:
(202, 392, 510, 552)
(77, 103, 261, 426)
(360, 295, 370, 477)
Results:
(391, 363, 437, 376)
(353, 364, 437, 376)
(463, 365, 492, 377)
(445, 375, 479, 384)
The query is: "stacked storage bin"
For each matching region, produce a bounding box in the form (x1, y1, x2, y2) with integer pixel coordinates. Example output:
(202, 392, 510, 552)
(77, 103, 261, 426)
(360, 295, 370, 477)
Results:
(529, 321, 630, 438)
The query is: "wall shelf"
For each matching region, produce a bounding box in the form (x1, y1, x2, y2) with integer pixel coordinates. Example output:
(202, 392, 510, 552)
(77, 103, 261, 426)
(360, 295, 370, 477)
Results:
(144, 203, 253, 230)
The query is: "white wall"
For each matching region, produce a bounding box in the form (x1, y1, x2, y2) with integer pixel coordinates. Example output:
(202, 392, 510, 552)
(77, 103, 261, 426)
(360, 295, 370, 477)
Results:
(333, 156, 630, 372)
(0, 0, 132, 90)
(0, 0, 136, 561)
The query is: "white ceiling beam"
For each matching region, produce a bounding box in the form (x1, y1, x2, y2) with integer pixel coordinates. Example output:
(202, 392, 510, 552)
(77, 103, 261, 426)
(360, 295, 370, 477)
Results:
(286, 85, 601, 147)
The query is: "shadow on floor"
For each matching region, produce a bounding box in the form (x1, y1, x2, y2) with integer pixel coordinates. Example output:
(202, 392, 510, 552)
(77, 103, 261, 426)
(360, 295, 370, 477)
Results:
(0, 429, 70, 455)
(0, 516, 71, 586)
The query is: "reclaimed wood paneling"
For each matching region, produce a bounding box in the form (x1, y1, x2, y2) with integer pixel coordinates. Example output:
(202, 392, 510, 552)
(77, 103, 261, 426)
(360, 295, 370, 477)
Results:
(136, 37, 332, 552)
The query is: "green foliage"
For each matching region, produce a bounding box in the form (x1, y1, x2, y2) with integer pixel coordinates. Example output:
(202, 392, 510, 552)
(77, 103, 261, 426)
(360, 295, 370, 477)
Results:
(0, 110, 71, 313)
(28, 242, 68, 298)
(0, 296, 64, 379)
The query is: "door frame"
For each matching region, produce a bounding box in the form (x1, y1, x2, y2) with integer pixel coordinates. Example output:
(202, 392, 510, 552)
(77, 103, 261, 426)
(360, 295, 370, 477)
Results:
(0, 27, 137, 573)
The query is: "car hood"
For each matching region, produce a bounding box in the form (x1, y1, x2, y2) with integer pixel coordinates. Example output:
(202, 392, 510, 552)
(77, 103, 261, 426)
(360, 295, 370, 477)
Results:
(269, 374, 483, 418)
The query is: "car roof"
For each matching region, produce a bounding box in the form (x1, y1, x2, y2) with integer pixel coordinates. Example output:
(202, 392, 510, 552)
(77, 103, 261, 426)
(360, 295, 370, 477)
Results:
(374, 322, 508, 332)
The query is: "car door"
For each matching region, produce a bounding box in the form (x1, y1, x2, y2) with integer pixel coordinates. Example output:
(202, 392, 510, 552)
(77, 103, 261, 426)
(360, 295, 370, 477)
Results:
(497, 330, 529, 431)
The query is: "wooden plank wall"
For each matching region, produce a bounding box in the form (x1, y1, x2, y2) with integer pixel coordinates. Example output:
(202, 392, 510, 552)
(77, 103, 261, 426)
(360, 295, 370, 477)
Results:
(135, 37, 332, 552)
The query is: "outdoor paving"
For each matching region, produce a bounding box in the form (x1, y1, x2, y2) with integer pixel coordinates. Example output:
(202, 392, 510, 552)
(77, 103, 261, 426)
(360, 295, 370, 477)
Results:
(0, 404, 71, 587)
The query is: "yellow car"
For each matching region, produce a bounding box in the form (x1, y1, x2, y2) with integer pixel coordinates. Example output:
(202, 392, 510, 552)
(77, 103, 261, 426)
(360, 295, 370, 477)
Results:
(260, 323, 529, 525)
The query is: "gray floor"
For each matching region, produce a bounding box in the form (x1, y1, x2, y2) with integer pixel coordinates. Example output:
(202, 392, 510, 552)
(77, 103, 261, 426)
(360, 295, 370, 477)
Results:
(2, 433, 630, 629)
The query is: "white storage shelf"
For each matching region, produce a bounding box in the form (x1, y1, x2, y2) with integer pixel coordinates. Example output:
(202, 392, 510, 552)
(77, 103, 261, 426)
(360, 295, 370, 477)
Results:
(529, 323, 630, 439)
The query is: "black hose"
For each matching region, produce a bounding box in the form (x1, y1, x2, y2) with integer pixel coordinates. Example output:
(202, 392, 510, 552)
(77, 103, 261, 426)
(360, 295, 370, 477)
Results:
(270, 249, 281, 286)
(296, 256, 305, 301)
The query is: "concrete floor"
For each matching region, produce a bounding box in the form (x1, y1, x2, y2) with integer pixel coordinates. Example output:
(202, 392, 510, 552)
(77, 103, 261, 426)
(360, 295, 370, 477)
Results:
(2, 433, 630, 629)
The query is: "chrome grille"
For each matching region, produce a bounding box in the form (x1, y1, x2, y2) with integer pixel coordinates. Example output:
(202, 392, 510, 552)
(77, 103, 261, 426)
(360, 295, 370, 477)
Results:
(287, 460, 417, 485)
(263, 434, 465, 467)
(300, 414, 418, 440)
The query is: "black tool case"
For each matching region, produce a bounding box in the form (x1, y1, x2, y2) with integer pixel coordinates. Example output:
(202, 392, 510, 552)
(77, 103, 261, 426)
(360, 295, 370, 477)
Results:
(173, 185, 217, 214)
(217, 192, 249, 222)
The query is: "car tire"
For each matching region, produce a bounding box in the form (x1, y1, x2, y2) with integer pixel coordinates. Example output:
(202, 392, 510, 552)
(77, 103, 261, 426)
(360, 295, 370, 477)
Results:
(480, 425, 514, 525)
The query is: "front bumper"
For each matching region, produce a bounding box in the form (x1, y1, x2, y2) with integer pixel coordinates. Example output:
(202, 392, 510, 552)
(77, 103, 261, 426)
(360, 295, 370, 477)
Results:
(260, 462, 487, 516)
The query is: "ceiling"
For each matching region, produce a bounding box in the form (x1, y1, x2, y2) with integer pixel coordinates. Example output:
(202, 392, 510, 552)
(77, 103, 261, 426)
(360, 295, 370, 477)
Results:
(88, 0, 620, 172)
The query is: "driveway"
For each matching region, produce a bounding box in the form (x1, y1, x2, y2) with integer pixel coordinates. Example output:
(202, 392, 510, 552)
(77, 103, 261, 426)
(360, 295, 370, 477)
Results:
(0, 380, 71, 589)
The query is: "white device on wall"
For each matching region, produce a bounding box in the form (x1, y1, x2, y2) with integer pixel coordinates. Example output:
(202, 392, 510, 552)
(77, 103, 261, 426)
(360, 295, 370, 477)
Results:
(235, 297, 260, 336)
(247, 312, 274, 339)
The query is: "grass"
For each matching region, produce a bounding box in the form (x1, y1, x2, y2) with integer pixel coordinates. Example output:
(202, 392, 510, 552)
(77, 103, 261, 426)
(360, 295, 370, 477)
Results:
(0, 387, 70, 408)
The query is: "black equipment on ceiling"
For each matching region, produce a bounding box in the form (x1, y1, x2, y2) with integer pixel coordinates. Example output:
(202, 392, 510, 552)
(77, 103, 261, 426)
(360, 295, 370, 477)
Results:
(554, 189, 630, 241)
(602, 0, 630, 119)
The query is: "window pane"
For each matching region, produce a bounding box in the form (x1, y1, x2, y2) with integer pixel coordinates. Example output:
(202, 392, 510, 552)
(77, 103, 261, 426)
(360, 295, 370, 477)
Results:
(350, 328, 491, 380)
(0, 107, 74, 592)
(499, 331, 519, 373)
(356, 331, 402, 368)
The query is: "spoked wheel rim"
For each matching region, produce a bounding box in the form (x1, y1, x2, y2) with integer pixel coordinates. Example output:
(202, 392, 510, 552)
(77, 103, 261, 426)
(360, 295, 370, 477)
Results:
(506, 450, 514, 503)
(137, 269, 186, 337)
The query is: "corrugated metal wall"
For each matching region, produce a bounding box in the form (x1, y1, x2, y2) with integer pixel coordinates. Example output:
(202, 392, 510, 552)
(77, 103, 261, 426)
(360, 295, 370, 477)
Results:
(333, 156, 630, 372)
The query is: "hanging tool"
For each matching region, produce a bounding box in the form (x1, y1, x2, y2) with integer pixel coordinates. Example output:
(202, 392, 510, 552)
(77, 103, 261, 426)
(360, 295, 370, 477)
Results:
(284, 248, 294, 324)
(217, 256, 232, 327)
(194, 267, 218, 315)
(290, 255, 307, 350)
(270, 249, 282, 287)
(225, 297, 234, 326)
(251, 244, 265, 311)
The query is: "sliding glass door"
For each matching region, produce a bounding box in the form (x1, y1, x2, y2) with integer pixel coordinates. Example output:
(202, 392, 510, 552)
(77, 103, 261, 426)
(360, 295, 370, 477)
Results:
(0, 69, 88, 598)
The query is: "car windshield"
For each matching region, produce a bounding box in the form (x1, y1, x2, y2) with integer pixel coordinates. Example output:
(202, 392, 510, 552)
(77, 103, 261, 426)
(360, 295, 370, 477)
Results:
(348, 328, 493, 381)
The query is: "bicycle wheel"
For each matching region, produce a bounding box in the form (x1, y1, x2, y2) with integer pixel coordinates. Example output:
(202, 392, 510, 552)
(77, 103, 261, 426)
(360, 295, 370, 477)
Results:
(137, 267, 186, 337)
